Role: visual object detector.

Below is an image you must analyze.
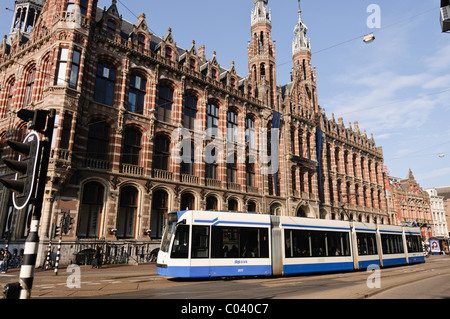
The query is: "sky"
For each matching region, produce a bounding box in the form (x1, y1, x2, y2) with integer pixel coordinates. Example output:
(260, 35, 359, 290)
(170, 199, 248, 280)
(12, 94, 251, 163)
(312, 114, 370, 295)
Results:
(1, 0, 449, 189)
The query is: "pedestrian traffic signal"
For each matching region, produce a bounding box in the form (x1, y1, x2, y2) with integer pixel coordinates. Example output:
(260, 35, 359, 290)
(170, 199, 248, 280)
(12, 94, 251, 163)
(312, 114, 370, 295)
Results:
(0, 132, 41, 210)
(62, 213, 73, 235)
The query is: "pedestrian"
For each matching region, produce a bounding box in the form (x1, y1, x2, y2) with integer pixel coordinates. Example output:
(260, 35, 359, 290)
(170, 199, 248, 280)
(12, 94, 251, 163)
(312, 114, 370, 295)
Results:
(2, 249, 11, 273)
(0, 249, 4, 270)
(92, 245, 103, 269)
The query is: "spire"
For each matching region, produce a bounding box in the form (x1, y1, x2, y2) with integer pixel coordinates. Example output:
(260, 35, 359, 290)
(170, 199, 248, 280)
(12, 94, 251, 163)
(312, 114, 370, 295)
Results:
(251, 0, 271, 26)
(292, 0, 311, 54)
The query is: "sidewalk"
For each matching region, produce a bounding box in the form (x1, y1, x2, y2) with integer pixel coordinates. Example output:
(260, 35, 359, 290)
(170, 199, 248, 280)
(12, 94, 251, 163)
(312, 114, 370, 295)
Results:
(1, 263, 164, 298)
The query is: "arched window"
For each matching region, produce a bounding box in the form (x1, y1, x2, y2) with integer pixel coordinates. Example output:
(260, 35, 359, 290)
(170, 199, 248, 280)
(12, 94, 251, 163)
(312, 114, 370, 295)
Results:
(245, 116, 255, 149)
(151, 189, 168, 238)
(122, 127, 142, 165)
(87, 121, 109, 160)
(77, 181, 104, 238)
(94, 62, 116, 106)
(157, 84, 173, 122)
(2, 78, 14, 117)
(247, 201, 256, 212)
(206, 102, 219, 136)
(183, 93, 198, 129)
(24, 66, 36, 107)
(227, 109, 238, 142)
(117, 186, 138, 238)
(153, 135, 170, 170)
(180, 193, 195, 211)
(128, 73, 146, 114)
(206, 196, 218, 210)
(228, 198, 238, 211)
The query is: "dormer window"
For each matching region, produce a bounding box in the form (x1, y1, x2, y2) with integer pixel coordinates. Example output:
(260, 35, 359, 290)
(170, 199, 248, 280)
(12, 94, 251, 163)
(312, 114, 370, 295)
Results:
(165, 47, 173, 60)
(230, 77, 236, 88)
(189, 58, 196, 70)
(107, 20, 117, 37)
(137, 34, 146, 50)
(211, 69, 217, 81)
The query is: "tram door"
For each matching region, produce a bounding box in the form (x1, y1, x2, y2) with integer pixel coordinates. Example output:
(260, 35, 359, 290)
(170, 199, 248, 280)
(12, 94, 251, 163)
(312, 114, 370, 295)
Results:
(190, 225, 210, 277)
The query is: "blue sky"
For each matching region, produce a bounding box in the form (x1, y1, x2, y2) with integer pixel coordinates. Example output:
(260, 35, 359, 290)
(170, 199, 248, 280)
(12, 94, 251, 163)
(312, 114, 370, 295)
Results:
(1, 0, 449, 189)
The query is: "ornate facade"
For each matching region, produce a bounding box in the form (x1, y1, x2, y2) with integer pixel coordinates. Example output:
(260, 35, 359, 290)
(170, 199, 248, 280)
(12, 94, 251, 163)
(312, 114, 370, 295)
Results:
(385, 169, 433, 240)
(0, 0, 389, 266)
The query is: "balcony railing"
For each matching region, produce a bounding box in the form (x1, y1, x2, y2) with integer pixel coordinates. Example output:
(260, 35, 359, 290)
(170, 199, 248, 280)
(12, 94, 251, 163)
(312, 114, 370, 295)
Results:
(152, 169, 173, 181)
(84, 158, 111, 170)
(206, 178, 221, 188)
(120, 164, 144, 176)
(246, 185, 259, 194)
(227, 182, 241, 192)
(181, 174, 199, 185)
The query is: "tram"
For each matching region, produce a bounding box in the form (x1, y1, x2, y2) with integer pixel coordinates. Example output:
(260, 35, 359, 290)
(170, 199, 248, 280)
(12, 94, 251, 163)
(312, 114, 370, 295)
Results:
(156, 210, 425, 278)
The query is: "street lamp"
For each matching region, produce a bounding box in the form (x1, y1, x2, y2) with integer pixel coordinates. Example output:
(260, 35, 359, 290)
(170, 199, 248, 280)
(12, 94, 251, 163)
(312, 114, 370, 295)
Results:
(363, 33, 375, 43)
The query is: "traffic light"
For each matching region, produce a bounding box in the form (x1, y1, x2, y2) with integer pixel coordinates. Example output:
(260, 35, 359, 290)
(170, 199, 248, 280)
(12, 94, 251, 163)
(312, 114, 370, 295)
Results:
(0, 132, 41, 210)
(17, 109, 50, 134)
(52, 224, 60, 239)
(62, 213, 73, 235)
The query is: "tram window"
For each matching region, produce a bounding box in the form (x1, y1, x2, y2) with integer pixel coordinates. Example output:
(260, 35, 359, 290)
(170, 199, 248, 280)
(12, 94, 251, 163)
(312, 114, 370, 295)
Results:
(192, 226, 210, 258)
(170, 225, 190, 258)
(327, 232, 350, 256)
(357, 232, 378, 255)
(285, 229, 350, 258)
(211, 226, 269, 258)
(311, 231, 326, 257)
(406, 235, 422, 253)
(381, 234, 404, 255)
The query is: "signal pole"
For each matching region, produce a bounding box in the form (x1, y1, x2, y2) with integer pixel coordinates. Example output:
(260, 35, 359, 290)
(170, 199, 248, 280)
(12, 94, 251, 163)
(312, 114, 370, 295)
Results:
(20, 109, 55, 299)
(54, 214, 63, 275)
(0, 109, 56, 299)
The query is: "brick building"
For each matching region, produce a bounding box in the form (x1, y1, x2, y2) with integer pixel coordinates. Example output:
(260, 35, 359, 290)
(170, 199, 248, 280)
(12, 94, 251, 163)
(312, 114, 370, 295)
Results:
(385, 169, 433, 241)
(0, 0, 388, 266)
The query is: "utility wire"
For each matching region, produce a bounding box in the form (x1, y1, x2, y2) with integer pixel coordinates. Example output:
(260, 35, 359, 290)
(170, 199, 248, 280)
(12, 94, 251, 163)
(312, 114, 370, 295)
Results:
(278, 6, 436, 67)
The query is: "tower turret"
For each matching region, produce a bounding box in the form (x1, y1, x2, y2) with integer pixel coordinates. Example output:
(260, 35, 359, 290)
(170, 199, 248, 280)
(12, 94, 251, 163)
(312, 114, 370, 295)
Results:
(248, 0, 277, 108)
(7, 0, 44, 45)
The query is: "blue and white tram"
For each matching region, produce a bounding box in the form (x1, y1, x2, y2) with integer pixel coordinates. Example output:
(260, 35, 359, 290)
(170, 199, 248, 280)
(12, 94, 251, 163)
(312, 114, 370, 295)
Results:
(157, 210, 425, 278)
(157, 210, 272, 278)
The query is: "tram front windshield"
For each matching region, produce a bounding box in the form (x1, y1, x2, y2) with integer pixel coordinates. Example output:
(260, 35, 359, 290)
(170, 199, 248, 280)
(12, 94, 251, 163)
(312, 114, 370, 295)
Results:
(161, 212, 179, 252)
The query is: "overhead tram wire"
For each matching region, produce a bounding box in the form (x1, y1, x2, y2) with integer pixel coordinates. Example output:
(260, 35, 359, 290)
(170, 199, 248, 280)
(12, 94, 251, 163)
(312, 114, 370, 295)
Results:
(338, 87, 450, 117)
(276, 6, 436, 68)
